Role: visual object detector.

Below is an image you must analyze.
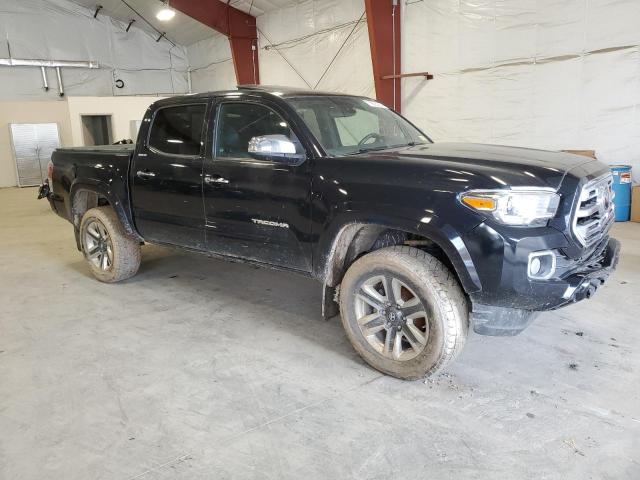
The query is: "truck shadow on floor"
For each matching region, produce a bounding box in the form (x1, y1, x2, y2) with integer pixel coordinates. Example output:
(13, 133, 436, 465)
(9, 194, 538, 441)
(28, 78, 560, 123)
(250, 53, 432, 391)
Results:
(67, 244, 362, 364)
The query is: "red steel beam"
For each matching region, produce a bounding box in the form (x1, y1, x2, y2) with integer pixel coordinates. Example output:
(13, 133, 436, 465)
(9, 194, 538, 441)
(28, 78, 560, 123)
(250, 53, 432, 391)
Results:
(364, 0, 401, 112)
(171, 0, 259, 85)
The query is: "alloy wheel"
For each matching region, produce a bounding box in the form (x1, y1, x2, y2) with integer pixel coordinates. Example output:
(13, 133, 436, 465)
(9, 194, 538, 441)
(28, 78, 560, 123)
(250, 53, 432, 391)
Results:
(354, 274, 429, 361)
(84, 219, 114, 271)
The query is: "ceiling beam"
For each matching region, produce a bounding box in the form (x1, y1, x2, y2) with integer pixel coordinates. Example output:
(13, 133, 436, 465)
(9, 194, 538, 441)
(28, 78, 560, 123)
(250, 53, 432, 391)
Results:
(364, 0, 401, 112)
(171, 0, 259, 85)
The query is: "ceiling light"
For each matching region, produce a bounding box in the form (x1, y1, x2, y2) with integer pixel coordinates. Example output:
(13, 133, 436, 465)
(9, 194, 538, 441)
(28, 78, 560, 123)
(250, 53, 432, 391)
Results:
(156, 2, 175, 21)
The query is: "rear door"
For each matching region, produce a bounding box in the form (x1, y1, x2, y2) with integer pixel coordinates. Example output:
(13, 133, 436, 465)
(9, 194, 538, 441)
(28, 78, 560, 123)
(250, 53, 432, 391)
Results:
(131, 103, 208, 248)
(202, 99, 313, 272)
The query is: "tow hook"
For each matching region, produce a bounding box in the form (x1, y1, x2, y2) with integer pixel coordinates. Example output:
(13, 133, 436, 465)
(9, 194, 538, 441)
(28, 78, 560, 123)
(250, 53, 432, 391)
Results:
(37, 181, 50, 200)
(576, 278, 602, 302)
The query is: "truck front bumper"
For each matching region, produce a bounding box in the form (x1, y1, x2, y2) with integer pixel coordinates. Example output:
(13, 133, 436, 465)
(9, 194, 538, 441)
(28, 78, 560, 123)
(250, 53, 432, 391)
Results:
(469, 232, 620, 336)
(557, 237, 620, 306)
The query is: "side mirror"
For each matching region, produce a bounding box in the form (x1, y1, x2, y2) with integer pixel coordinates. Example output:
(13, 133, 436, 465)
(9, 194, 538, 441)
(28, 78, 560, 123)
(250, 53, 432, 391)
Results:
(248, 134, 306, 165)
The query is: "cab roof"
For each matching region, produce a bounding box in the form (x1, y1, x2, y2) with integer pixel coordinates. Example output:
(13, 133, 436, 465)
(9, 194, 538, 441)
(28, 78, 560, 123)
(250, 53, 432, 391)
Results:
(151, 85, 357, 108)
(236, 85, 354, 97)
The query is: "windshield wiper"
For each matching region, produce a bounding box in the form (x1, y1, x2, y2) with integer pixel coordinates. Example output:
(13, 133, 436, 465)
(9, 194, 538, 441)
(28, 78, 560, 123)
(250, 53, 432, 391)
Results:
(346, 141, 424, 156)
(342, 146, 388, 156)
(355, 145, 392, 154)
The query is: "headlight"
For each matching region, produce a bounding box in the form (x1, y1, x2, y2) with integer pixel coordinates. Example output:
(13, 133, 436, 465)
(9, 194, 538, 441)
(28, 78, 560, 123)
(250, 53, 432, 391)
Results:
(460, 189, 560, 227)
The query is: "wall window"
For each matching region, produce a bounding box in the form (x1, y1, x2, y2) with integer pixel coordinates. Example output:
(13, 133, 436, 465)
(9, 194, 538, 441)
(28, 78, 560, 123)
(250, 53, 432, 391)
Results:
(148, 104, 206, 156)
(215, 103, 300, 159)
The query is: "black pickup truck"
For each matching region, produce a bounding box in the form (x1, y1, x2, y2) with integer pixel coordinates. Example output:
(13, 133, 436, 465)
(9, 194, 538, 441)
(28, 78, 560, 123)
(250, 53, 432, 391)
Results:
(39, 85, 620, 380)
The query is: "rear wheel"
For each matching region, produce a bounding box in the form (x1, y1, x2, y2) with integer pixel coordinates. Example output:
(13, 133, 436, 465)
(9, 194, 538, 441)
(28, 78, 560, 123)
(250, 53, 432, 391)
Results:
(79, 207, 141, 283)
(339, 246, 468, 380)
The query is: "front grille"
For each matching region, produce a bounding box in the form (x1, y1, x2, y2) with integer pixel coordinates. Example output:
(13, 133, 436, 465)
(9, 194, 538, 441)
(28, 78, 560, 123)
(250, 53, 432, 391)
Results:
(571, 173, 615, 247)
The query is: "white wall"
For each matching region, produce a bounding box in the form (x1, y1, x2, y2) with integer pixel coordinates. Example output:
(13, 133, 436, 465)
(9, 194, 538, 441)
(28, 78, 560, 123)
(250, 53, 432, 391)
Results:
(256, 0, 374, 97)
(0, 0, 189, 100)
(179, 0, 640, 183)
(402, 0, 640, 182)
(185, 0, 374, 97)
(66, 96, 166, 146)
(3, 0, 637, 183)
(186, 34, 236, 93)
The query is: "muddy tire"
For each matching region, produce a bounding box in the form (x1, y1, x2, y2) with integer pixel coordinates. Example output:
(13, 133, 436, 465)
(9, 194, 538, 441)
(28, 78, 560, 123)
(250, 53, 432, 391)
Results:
(339, 246, 468, 380)
(79, 207, 141, 283)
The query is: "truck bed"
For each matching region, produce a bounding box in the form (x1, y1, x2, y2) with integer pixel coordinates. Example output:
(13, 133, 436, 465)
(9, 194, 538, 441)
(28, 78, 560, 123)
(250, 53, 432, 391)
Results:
(55, 144, 135, 154)
(48, 144, 136, 235)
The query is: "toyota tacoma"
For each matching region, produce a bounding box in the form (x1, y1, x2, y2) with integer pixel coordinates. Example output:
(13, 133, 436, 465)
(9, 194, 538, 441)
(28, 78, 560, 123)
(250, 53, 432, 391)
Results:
(39, 86, 620, 380)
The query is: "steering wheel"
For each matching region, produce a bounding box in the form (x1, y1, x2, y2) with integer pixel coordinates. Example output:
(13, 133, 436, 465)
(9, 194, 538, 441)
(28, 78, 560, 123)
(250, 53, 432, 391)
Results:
(358, 132, 384, 146)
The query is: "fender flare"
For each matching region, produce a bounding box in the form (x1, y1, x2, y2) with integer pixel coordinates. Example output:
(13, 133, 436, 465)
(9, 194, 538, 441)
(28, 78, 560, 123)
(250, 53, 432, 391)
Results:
(318, 213, 481, 295)
(69, 180, 141, 242)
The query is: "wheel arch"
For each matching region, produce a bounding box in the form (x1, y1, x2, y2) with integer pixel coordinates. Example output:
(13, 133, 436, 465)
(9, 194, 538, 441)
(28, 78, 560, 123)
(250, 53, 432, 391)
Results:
(318, 216, 482, 318)
(70, 181, 141, 249)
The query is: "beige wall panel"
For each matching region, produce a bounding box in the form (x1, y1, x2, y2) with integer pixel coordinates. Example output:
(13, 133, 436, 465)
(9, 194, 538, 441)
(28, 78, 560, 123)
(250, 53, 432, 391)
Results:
(66, 96, 166, 147)
(0, 101, 72, 188)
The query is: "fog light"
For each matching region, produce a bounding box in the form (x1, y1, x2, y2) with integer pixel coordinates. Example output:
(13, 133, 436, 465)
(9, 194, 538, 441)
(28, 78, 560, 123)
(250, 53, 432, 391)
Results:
(530, 257, 541, 276)
(528, 250, 556, 280)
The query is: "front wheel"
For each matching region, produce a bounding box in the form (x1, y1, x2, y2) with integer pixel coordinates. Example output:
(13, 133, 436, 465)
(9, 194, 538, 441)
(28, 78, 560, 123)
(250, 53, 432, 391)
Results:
(339, 246, 469, 380)
(79, 207, 141, 283)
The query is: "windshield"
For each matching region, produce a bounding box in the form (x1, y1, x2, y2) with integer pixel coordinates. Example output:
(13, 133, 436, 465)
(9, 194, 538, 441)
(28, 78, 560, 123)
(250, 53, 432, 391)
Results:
(285, 95, 430, 156)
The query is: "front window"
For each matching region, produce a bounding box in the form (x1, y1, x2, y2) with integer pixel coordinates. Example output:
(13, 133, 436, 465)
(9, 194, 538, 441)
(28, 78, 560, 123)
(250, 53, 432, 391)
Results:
(215, 102, 302, 159)
(286, 96, 430, 156)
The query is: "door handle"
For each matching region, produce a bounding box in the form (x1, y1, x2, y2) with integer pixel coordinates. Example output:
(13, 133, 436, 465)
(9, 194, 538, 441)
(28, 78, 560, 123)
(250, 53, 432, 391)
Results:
(136, 170, 156, 179)
(205, 175, 229, 185)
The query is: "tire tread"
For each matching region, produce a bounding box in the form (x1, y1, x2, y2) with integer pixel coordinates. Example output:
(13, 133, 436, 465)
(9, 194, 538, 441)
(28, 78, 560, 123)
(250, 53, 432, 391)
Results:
(80, 207, 141, 283)
(340, 246, 469, 379)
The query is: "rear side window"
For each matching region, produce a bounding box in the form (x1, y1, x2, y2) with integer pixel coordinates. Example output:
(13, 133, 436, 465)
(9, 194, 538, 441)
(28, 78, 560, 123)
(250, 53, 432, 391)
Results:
(148, 104, 206, 156)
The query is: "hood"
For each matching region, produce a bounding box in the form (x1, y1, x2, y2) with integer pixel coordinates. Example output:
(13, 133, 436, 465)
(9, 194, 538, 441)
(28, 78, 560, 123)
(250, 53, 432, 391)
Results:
(361, 142, 596, 190)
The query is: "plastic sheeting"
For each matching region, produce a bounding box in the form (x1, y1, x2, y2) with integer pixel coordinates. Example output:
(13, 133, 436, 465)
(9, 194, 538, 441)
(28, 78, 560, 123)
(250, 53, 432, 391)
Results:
(186, 0, 374, 96)
(402, 0, 640, 181)
(3, 0, 638, 181)
(256, 0, 374, 97)
(187, 34, 236, 93)
(0, 0, 189, 100)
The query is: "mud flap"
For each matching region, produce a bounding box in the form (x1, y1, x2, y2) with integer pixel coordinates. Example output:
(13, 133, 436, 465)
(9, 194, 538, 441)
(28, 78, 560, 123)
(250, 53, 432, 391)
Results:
(74, 226, 82, 251)
(322, 284, 340, 320)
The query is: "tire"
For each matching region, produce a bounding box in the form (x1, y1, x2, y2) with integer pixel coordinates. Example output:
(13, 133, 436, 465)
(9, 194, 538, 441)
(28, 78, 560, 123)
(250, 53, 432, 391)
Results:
(79, 206, 141, 283)
(339, 246, 468, 380)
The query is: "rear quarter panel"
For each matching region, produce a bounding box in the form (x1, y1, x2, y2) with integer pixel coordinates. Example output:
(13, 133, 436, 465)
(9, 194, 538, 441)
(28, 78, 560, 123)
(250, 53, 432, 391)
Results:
(51, 146, 136, 235)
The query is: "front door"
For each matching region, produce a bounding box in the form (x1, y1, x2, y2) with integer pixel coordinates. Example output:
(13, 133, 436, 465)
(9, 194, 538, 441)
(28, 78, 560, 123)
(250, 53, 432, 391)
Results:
(203, 100, 313, 272)
(131, 102, 208, 248)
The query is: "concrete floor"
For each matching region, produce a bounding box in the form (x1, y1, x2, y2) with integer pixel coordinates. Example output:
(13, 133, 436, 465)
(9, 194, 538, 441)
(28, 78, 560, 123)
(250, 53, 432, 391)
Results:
(0, 186, 639, 479)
